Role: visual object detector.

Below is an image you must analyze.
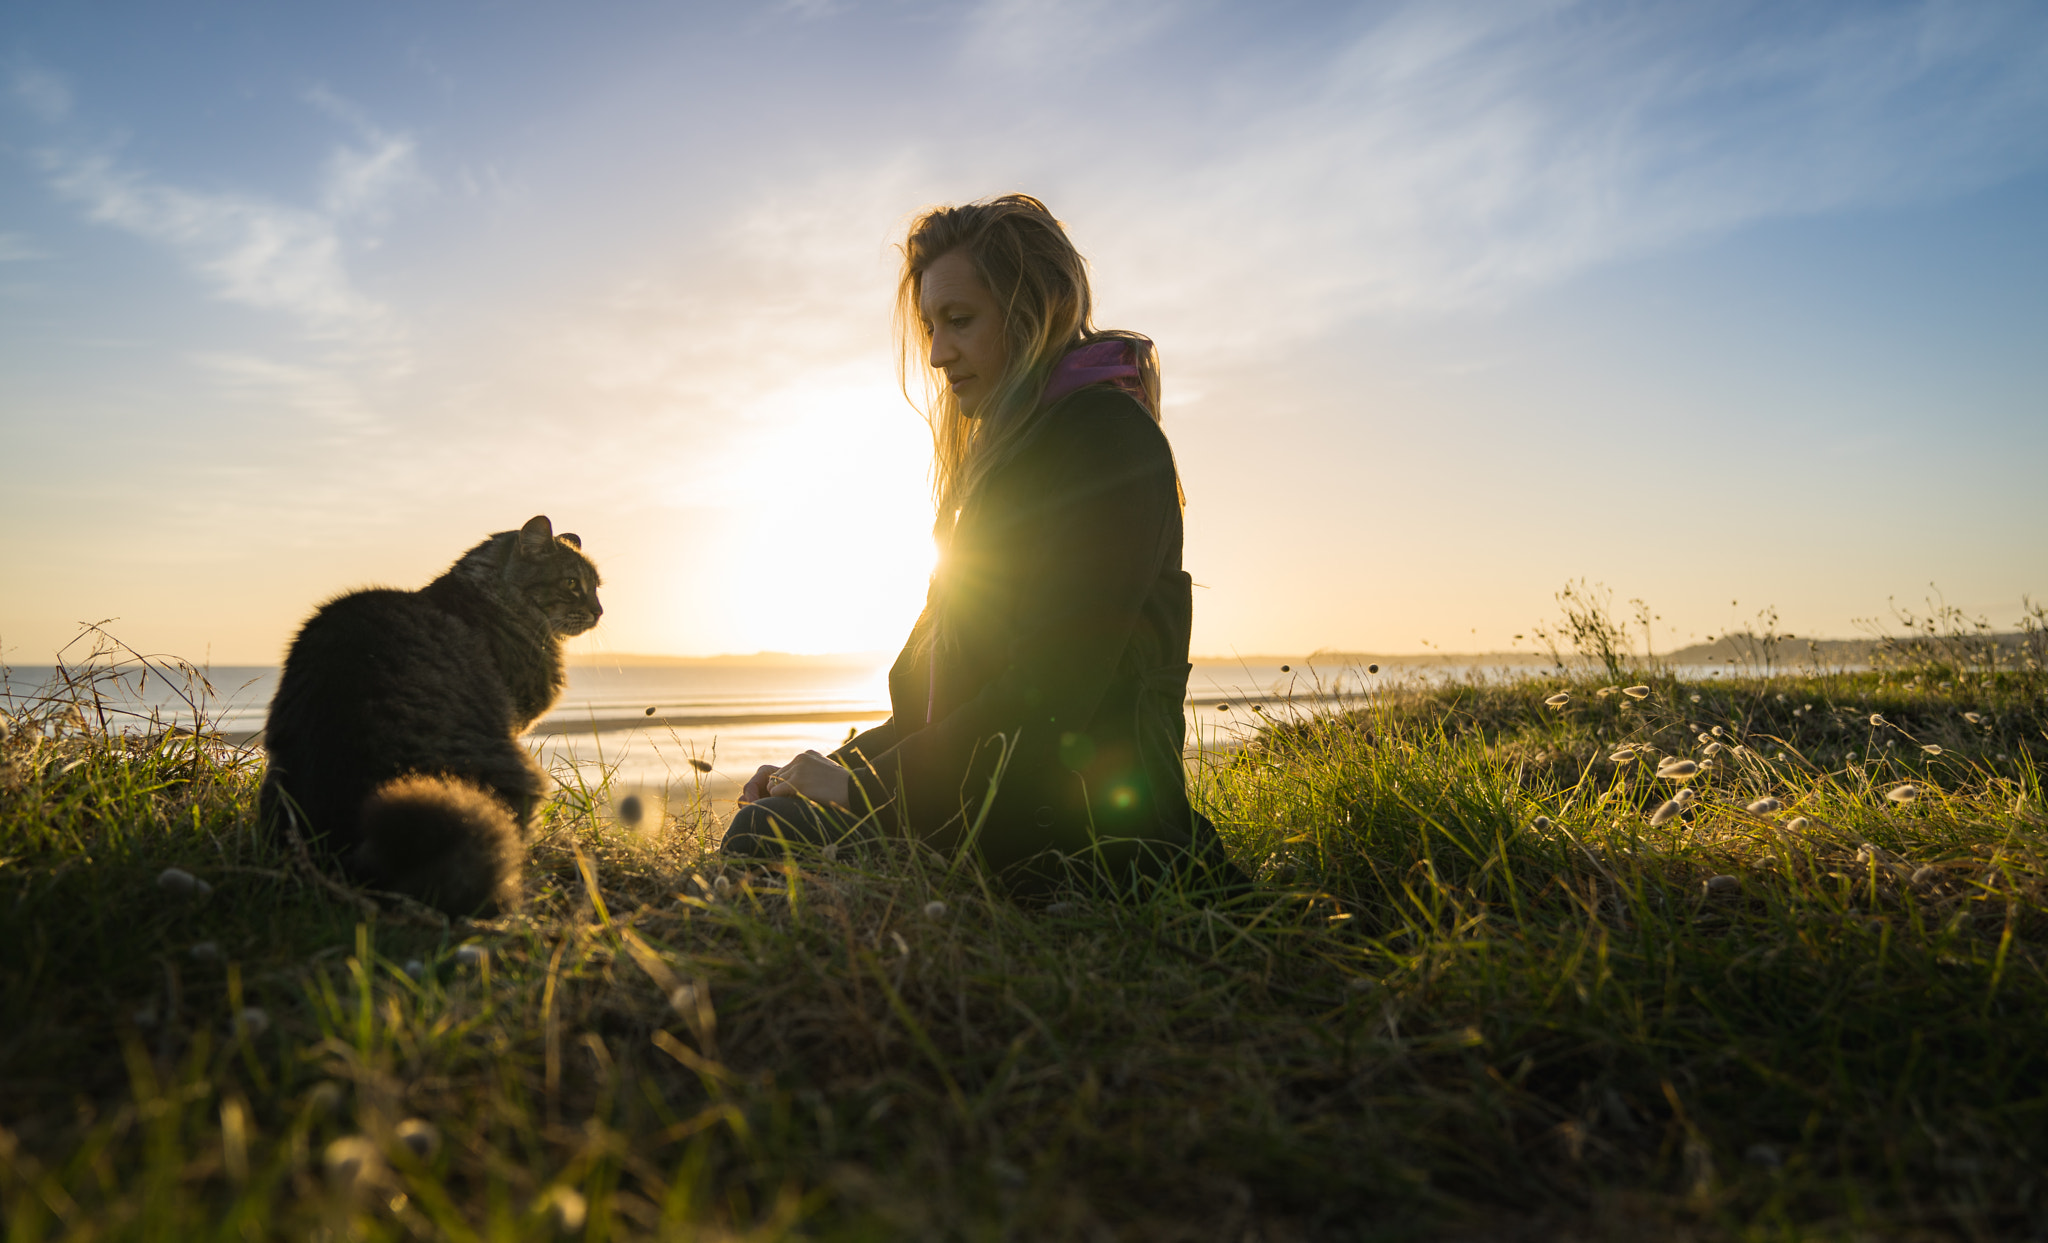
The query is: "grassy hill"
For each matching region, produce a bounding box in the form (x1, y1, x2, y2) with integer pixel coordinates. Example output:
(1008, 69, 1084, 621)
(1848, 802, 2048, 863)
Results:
(2, 649, 2044, 1238)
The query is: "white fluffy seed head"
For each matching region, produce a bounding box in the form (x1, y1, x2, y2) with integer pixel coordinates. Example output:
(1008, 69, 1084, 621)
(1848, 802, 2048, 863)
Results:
(1870, 714, 1885, 727)
(820, 842, 838, 861)
(1657, 760, 1699, 778)
(395, 1118, 441, 1161)
(156, 867, 208, 897)
(923, 900, 949, 919)
(1746, 797, 1783, 815)
(454, 945, 487, 968)
(1648, 800, 1682, 826)
(1785, 816, 1810, 832)
(1544, 692, 1571, 708)
(1690, 694, 1702, 704)
(1529, 815, 1553, 832)
(1705, 875, 1740, 894)
(1673, 787, 1697, 806)
(539, 1186, 588, 1233)
(1711, 726, 1724, 737)
(323, 1137, 382, 1197)
(404, 959, 425, 980)
(1963, 712, 1983, 724)
(713, 875, 733, 897)
(234, 1007, 269, 1038)
(1886, 784, 1920, 804)
(1922, 745, 1942, 756)
(1623, 686, 1651, 699)
(1911, 865, 1937, 887)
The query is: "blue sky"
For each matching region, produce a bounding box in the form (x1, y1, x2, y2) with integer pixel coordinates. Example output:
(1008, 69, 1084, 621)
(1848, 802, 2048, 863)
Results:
(3, 1, 2045, 663)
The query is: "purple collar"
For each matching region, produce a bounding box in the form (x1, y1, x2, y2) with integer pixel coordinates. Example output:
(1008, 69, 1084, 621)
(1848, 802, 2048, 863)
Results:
(1039, 339, 1151, 414)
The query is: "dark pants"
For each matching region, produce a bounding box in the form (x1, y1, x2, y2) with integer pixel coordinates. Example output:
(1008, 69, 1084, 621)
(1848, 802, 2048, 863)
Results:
(720, 795, 1252, 902)
(719, 797, 865, 858)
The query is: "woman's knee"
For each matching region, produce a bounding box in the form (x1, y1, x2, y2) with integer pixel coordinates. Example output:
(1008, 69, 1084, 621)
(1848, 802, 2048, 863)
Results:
(720, 797, 831, 856)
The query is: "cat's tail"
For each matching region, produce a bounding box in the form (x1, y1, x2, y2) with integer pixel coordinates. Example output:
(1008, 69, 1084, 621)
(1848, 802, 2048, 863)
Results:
(356, 775, 525, 915)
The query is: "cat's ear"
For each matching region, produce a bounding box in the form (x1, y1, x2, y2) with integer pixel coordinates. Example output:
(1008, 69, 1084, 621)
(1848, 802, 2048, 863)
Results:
(517, 515, 554, 557)
(558, 533, 581, 550)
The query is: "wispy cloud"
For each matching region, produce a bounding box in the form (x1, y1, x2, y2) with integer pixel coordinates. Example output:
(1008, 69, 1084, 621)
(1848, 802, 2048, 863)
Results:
(0, 232, 47, 262)
(965, 0, 2048, 345)
(22, 75, 420, 341)
(42, 150, 387, 331)
(8, 65, 71, 122)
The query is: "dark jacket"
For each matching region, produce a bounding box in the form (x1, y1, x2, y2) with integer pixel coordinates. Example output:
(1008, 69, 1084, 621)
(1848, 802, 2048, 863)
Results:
(834, 384, 1206, 884)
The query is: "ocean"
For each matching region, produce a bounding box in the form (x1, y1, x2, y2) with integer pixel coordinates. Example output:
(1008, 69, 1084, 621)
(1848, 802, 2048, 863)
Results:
(2, 657, 1397, 808)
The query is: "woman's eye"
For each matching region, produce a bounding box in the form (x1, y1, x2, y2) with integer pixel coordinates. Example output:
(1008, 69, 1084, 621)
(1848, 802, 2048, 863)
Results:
(950, 316, 971, 329)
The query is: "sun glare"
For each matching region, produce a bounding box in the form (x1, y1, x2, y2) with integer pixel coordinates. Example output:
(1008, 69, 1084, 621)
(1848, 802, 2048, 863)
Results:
(661, 372, 936, 655)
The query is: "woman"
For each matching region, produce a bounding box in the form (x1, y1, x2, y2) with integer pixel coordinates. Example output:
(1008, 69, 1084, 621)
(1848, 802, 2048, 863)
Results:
(724, 194, 1237, 893)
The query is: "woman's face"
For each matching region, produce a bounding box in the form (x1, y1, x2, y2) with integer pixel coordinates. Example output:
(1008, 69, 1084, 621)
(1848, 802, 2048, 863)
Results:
(920, 249, 1009, 414)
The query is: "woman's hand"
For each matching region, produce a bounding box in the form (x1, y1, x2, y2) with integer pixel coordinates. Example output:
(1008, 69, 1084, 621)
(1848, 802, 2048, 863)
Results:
(739, 764, 780, 804)
(766, 750, 853, 808)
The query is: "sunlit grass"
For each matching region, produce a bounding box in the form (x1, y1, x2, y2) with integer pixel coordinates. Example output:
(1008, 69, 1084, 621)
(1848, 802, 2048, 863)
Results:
(2, 636, 2045, 1239)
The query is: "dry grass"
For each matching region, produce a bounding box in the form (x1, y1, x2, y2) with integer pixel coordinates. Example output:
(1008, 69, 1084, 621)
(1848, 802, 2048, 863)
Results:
(2, 634, 2046, 1240)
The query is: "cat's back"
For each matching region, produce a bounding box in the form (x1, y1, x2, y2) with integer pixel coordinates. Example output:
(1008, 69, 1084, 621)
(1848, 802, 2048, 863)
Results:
(268, 585, 507, 756)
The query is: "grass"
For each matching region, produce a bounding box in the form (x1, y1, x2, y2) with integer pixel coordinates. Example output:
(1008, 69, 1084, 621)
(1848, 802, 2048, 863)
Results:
(2, 643, 2046, 1240)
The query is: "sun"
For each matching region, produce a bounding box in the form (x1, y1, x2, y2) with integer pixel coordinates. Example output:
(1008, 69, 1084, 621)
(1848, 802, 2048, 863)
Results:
(694, 374, 938, 655)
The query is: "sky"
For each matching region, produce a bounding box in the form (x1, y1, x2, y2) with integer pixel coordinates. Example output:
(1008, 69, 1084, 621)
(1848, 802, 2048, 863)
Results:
(2, 0, 2045, 666)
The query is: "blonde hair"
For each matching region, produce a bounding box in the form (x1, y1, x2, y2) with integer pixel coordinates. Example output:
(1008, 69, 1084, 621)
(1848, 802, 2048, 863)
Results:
(894, 194, 1161, 542)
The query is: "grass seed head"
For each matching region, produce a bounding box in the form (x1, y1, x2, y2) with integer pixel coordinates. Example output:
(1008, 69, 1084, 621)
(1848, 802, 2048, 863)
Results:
(1870, 713, 1885, 726)
(923, 900, 949, 919)
(1658, 760, 1699, 778)
(1674, 787, 1697, 806)
(233, 1007, 269, 1039)
(1922, 744, 1942, 755)
(403, 959, 425, 980)
(1785, 816, 1810, 831)
(1529, 815, 1553, 831)
(1887, 784, 1921, 804)
(323, 1137, 383, 1198)
(156, 867, 211, 899)
(1649, 800, 1683, 826)
(1623, 685, 1651, 699)
(1545, 692, 1571, 708)
(1705, 874, 1740, 895)
(1964, 712, 1984, 724)
(395, 1118, 441, 1161)
(689, 757, 713, 772)
(616, 794, 644, 826)
(538, 1186, 588, 1234)
(1911, 865, 1938, 887)
(1746, 797, 1783, 815)
(189, 941, 221, 962)
(1690, 694, 1702, 703)
(455, 944, 487, 968)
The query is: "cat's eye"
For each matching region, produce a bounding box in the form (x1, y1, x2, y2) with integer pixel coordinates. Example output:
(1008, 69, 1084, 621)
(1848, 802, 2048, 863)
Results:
(562, 577, 579, 590)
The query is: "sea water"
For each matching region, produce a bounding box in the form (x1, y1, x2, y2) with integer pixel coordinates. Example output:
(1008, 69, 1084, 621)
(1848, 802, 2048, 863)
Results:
(0, 655, 1526, 810)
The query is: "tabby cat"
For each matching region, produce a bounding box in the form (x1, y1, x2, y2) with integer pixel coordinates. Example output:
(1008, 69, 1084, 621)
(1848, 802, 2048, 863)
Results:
(259, 516, 602, 914)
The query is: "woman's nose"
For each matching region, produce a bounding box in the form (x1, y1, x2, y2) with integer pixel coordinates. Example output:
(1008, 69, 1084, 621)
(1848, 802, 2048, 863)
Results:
(927, 331, 955, 369)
